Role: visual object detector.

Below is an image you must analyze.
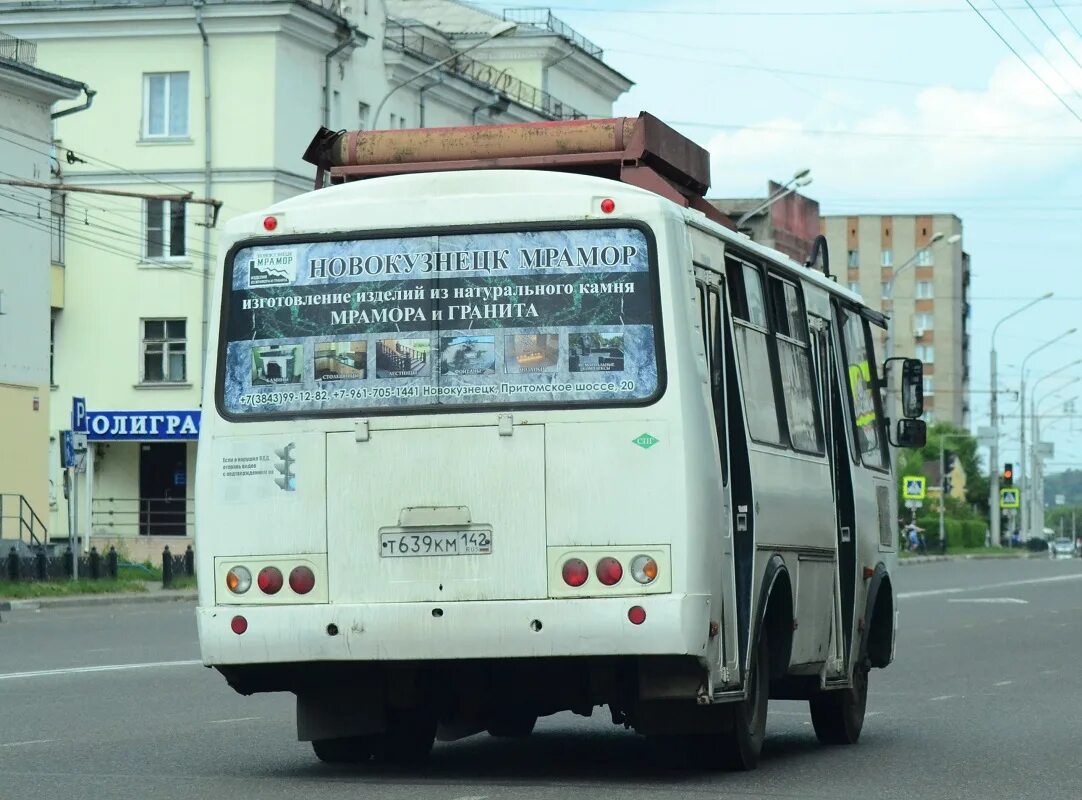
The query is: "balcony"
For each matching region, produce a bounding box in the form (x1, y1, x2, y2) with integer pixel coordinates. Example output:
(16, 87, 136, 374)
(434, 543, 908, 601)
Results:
(502, 8, 604, 59)
(0, 32, 36, 65)
(385, 19, 587, 120)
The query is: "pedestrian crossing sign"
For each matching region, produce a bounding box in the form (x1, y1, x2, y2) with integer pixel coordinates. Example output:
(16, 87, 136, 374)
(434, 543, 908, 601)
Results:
(1000, 487, 1020, 509)
(902, 475, 926, 500)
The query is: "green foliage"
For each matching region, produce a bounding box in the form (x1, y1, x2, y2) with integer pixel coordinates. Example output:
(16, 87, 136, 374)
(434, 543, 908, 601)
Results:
(1043, 470, 1082, 506)
(1044, 504, 1082, 538)
(896, 422, 988, 517)
(910, 516, 987, 550)
(0, 579, 149, 599)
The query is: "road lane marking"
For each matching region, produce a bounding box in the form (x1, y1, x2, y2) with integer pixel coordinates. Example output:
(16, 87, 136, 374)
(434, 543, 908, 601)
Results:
(0, 660, 201, 681)
(929, 695, 957, 701)
(994, 681, 1013, 687)
(947, 597, 1028, 605)
(899, 573, 1082, 599)
(208, 717, 260, 725)
(1, 740, 56, 748)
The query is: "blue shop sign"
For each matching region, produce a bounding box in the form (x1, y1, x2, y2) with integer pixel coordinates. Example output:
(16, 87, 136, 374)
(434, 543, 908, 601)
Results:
(87, 411, 201, 441)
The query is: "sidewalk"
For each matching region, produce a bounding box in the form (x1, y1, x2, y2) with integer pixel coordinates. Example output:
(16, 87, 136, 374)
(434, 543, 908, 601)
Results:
(0, 581, 197, 612)
(899, 552, 1034, 566)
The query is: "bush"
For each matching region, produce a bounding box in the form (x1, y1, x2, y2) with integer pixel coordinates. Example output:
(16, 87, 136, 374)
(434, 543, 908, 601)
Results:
(909, 516, 986, 550)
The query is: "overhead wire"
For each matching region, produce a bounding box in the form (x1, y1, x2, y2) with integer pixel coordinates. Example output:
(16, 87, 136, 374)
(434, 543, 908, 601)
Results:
(1052, 0, 1082, 36)
(1024, 0, 1082, 71)
(989, 0, 1082, 93)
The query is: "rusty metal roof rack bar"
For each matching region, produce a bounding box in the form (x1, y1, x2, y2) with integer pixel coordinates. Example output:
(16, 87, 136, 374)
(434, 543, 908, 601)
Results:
(302, 113, 734, 229)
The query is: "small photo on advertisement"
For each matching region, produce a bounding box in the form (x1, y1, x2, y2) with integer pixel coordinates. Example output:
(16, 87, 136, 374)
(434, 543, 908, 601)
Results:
(505, 333, 560, 373)
(440, 336, 496, 376)
(314, 341, 367, 381)
(376, 338, 432, 378)
(569, 332, 625, 372)
(251, 345, 304, 385)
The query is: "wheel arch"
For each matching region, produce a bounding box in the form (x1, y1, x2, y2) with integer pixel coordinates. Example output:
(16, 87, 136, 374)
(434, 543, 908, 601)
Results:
(859, 563, 894, 669)
(751, 554, 794, 680)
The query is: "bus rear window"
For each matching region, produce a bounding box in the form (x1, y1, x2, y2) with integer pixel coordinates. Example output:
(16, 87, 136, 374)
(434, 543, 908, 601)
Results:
(216, 225, 662, 418)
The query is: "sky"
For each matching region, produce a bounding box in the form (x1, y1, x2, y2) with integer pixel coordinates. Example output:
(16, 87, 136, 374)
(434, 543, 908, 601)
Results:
(475, 0, 1082, 479)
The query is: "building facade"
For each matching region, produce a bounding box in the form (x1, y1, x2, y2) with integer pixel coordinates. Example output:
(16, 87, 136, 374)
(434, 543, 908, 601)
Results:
(0, 35, 86, 547)
(0, 0, 630, 554)
(822, 214, 971, 427)
(709, 182, 821, 264)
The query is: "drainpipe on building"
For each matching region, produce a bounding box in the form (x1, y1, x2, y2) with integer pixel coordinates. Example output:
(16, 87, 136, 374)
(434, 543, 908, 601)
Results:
(194, 0, 212, 391)
(324, 27, 368, 129)
(417, 77, 444, 128)
(50, 86, 97, 120)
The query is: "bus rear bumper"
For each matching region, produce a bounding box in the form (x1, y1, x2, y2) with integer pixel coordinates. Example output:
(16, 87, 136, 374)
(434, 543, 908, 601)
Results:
(197, 594, 711, 666)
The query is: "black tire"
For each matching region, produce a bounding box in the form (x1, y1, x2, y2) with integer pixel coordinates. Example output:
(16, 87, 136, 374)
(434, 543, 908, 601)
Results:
(311, 735, 376, 764)
(487, 713, 538, 738)
(376, 709, 437, 764)
(809, 665, 868, 745)
(718, 629, 770, 771)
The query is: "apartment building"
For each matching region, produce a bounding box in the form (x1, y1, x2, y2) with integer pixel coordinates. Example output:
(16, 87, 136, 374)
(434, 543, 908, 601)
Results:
(0, 34, 87, 547)
(0, 0, 631, 556)
(822, 214, 971, 427)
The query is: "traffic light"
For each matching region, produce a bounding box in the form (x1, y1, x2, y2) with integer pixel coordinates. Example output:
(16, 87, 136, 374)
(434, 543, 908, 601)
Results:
(943, 449, 955, 495)
(1003, 462, 1014, 486)
(274, 442, 296, 491)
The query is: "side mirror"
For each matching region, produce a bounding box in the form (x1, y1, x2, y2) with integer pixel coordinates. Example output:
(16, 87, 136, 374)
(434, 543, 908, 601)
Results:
(894, 418, 927, 448)
(901, 358, 924, 418)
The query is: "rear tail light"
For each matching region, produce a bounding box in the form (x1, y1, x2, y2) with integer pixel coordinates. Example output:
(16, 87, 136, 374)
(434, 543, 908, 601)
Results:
(630, 555, 658, 585)
(628, 605, 646, 625)
(561, 558, 589, 587)
(231, 615, 248, 635)
(289, 566, 316, 595)
(226, 566, 251, 594)
(595, 557, 623, 586)
(257, 566, 283, 595)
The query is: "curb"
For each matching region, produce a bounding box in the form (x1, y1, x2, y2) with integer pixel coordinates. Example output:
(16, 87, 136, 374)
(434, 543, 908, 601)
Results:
(898, 553, 1032, 566)
(0, 591, 196, 612)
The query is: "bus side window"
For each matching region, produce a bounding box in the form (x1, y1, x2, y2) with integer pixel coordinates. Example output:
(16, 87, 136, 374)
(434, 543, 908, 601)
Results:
(696, 280, 710, 365)
(768, 277, 824, 454)
(707, 285, 728, 484)
(838, 308, 887, 469)
(728, 261, 783, 445)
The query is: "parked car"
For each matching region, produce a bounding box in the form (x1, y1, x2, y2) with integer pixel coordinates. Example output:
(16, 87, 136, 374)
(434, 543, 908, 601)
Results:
(1049, 538, 1076, 559)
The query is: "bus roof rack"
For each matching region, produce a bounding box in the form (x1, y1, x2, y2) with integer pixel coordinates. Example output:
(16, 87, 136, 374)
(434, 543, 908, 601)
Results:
(302, 113, 734, 229)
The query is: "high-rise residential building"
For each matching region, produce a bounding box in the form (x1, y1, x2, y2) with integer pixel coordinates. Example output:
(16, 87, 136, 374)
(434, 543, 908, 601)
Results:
(821, 214, 971, 427)
(0, 0, 630, 557)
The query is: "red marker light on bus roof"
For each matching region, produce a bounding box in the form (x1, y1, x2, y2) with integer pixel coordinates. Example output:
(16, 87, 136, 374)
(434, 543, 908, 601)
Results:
(600, 198, 616, 214)
(262, 215, 278, 231)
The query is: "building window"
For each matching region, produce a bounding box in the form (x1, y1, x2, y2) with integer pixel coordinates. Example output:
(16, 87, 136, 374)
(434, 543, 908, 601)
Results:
(141, 319, 187, 383)
(50, 190, 65, 265)
(847, 249, 859, 267)
(916, 344, 935, 364)
(880, 249, 893, 267)
(145, 199, 186, 259)
(916, 280, 934, 299)
(914, 312, 934, 331)
(916, 248, 934, 266)
(50, 313, 57, 386)
(923, 409, 935, 424)
(358, 101, 370, 130)
(923, 376, 934, 395)
(143, 72, 190, 138)
(847, 281, 860, 294)
(881, 280, 892, 297)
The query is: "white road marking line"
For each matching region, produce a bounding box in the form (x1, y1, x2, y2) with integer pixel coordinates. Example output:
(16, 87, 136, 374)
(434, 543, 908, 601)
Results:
(899, 573, 1082, 599)
(1041, 669, 1059, 675)
(451, 796, 489, 800)
(929, 695, 957, 702)
(1, 740, 55, 748)
(208, 717, 260, 725)
(0, 660, 201, 681)
(947, 597, 1028, 605)
(866, 711, 884, 716)
(994, 681, 1013, 687)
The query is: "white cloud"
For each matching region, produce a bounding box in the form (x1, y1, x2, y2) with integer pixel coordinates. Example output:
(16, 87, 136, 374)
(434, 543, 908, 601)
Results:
(702, 33, 1082, 200)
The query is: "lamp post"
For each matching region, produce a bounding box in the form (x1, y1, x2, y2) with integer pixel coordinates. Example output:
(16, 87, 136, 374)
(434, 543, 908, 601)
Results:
(1018, 330, 1077, 537)
(988, 293, 1052, 546)
(734, 168, 812, 227)
(1027, 363, 1081, 536)
(372, 20, 517, 129)
(882, 232, 961, 427)
(1032, 392, 1078, 538)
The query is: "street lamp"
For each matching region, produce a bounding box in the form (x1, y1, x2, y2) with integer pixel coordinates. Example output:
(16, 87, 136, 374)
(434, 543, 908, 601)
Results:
(1027, 363, 1081, 536)
(988, 292, 1053, 546)
(1018, 330, 1077, 537)
(735, 168, 813, 227)
(882, 231, 962, 426)
(372, 20, 518, 129)
(1031, 390, 1078, 540)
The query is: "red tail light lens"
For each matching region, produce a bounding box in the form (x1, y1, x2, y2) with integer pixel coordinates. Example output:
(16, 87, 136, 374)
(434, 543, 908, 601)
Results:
(628, 606, 646, 625)
(289, 566, 316, 595)
(231, 615, 248, 635)
(561, 558, 589, 587)
(596, 557, 623, 586)
(257, 566, 283, 595)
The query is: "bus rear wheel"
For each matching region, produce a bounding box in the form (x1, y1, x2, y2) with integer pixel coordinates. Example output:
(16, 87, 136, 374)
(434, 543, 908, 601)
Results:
(809, 665, 868, 745)
(717, 630, 770, 770)
(376, 708, 437, 764)
(311, 735, 376, 764)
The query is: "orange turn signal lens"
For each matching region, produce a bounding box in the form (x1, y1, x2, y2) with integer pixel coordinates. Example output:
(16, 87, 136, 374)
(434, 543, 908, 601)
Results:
(226, 566, 251, 594)
(630, 555, 658, 585)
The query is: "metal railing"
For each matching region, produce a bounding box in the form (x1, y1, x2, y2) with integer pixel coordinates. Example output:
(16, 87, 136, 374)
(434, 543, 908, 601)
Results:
(385, 20, 587, 121)
(0, 32, 37, 65)
(0, 494, 48, 548)
(502, 8, 604, 58)
(91, 497, 194, 537)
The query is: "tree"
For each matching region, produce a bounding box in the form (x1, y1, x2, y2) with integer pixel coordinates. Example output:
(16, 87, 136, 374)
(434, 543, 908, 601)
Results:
(896, 423, 987, 519)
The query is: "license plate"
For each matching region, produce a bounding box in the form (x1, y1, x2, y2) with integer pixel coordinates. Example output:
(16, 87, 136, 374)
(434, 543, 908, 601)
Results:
(380, 530, 492, 557)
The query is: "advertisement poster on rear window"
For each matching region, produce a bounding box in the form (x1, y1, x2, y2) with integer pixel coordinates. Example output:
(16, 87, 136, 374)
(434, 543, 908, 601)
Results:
(218, 226, 661, 417)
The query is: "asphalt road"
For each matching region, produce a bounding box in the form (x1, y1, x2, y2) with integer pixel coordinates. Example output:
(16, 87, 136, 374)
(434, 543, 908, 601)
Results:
(1, 557, 1080, 800)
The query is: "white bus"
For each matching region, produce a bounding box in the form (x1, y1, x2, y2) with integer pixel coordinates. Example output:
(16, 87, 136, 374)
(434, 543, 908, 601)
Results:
(196, 114, 925, 770)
